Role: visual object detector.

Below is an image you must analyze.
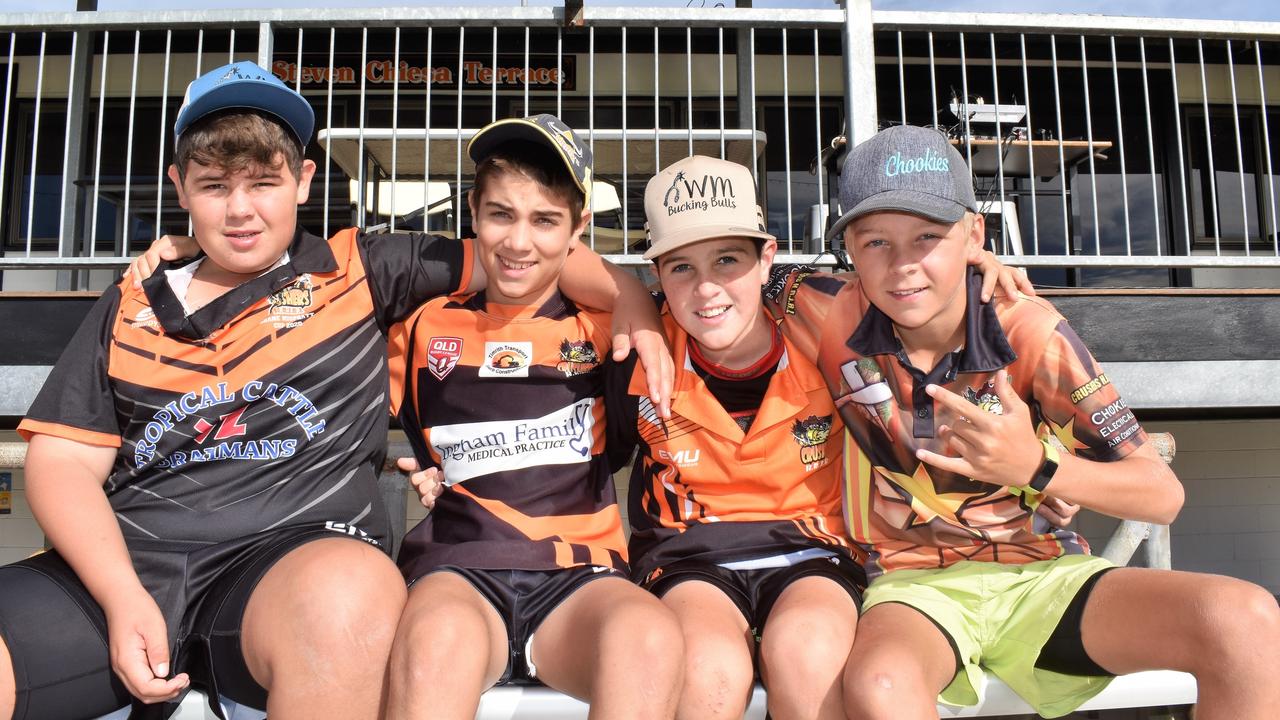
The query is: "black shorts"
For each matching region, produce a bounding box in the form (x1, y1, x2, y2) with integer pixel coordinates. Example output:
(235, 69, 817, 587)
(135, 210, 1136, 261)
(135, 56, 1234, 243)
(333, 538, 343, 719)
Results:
(644, 554, 864, 636)
(0, 523, 378, 720)
(425, 565, 623, 684)
(1034, 566, 1118, 676)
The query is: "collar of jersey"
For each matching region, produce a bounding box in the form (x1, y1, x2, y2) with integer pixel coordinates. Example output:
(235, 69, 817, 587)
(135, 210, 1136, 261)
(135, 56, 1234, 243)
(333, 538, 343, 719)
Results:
(846, 266, 1017, 375)
(142, 227, 338, 340)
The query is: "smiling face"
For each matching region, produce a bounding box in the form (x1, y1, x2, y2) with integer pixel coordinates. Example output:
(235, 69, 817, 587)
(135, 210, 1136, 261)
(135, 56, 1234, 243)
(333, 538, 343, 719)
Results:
(655, 236, 777, 370)
(845, 210, 984, 354)
(469, 170, 589, 307)
(168, 154, 316, 284)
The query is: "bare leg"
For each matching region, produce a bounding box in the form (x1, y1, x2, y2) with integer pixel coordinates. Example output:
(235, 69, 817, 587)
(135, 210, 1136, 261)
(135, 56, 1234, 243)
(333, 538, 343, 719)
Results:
(759, 576, 858, 720)
(386, 571, 508, 720)
(0, 636, 13, 720)
(239, 538, 408, 720)
(1077, 568, 1280, 720)
(661, 581, 754, 720)
(531, 576, 684, 720)
(842, 603, 955, 720)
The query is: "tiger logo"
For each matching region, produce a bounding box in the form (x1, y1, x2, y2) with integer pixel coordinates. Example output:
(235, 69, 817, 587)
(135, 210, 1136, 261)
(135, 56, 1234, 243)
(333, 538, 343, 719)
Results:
(791, 414, 833, 467)
(556, 339, 599, 376)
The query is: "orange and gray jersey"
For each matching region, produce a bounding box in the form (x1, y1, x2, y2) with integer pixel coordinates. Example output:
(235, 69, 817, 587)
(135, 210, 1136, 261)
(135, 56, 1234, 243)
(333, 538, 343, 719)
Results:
(764, 266, 1147, 580)
(389, 291, 628, 581)
(607, 308, 857, 585)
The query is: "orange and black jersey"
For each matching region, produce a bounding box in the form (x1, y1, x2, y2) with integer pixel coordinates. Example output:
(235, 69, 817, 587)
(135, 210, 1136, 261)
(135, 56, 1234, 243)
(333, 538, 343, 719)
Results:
(765, 266, 1147, 579)
(18, 227, 471, 551)
(605, 299, 856, 586)
(388, 290, 628, 581)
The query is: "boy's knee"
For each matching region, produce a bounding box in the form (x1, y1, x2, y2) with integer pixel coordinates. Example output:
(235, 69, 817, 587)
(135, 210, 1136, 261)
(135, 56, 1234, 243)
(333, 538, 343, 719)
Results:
(599, 597, 684, 672)
(843, 657, 932, 717)
(1204, 581, 1280, 655)
(761, 612, 854, 676)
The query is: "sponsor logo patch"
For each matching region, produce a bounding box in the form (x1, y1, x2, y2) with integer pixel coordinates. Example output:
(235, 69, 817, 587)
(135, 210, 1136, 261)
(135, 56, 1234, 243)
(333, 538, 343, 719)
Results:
(427, 336, 464, 380)
(1070, 373, 1110, 405)
(480, 341, 532, 378)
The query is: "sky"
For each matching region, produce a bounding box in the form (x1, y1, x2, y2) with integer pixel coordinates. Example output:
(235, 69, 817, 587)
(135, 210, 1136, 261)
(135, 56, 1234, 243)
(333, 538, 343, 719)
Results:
(0, 0, 1277, 21)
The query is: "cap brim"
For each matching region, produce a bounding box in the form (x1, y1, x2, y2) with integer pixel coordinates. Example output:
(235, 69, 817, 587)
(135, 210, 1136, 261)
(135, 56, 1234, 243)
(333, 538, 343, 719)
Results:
(468, 119, 590, 202)
(643, 224, 776, 260)
(175, 82, 314, 147)
(825, 189, 970, 244)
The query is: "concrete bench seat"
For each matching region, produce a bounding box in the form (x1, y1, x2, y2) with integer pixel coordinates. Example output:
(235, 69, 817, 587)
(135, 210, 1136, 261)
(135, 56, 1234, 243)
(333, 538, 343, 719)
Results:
(157, 670, 1196, 718)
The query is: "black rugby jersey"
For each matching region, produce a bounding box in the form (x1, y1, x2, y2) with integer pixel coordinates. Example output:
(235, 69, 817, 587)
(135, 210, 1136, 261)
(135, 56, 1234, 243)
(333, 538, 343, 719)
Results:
(388, 290, 628, 580)
(20, 227, 471, 551)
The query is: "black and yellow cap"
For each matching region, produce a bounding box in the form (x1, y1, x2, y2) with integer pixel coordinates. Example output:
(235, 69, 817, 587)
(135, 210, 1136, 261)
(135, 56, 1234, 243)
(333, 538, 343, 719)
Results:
(467, 114, 593, 208)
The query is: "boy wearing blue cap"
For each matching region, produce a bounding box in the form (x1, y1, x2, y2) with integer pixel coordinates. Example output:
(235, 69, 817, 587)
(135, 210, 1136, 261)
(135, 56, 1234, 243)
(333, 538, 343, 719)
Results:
(766, 125, 1280, 719)
(0, 62, 667, 720)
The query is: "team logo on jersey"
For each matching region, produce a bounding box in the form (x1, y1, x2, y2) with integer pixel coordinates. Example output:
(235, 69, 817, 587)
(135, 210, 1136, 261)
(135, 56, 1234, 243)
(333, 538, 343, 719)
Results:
(427, 336, 463, 380)
(962, 378, 1004, 416)
(556, 339, 599, 376)
(480, 341, 532, 377)
(128, 306, 159, 329)
(791, 414, 833, 467)
(268, 274, 313, 312)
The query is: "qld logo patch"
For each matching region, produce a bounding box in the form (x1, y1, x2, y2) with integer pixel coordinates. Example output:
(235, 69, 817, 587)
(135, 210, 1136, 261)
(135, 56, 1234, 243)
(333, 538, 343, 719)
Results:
(427, 336, 463, 381)
(481, 341, 532, 377)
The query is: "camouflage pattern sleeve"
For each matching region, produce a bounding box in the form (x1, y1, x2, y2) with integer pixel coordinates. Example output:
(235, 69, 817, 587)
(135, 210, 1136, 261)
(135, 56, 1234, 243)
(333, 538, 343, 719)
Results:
(761, 264, 849, 364)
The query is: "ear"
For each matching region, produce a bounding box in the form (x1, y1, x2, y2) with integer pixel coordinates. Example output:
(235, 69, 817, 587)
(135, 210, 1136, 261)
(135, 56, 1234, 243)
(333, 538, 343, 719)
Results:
(467, 189, 480, 226)
(966, 212, 986, 249)
(757, 238, 778, 282)
(167, 165, 189, 210)
(294, 159, 318, 206)
(568, 209, 592, 252)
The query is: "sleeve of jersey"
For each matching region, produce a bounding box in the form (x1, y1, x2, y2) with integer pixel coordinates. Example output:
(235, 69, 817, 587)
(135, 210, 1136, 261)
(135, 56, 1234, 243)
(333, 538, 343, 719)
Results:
(359, 231, 474, 330)
(17, 287, 123, 447)
(761, 264, 842, 363)
(603, 351, 642, 474)
(1030, 319, 1147, 463)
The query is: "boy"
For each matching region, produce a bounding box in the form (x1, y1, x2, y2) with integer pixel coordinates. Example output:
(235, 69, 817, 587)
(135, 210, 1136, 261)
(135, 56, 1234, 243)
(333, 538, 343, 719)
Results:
(766, 125, 1280, 719)
(385, 116, 684, 720)
(0, 63, 664, 720)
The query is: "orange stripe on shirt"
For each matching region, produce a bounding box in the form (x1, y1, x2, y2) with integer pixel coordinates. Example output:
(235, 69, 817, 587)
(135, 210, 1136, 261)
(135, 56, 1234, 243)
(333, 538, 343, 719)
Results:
(18, 418, 122, 448)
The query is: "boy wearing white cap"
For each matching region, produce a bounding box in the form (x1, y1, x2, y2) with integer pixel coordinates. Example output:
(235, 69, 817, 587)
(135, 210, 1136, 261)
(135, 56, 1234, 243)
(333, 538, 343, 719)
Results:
(766, 124, 1280, 718)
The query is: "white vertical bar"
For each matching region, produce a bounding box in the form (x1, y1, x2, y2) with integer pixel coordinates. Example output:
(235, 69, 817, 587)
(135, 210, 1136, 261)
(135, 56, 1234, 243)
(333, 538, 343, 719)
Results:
(897, 31, 906, 125)
(622, 27, 629, 253)
(928, 32, 937, 130)
(588, 26, 595, 248)
(989, 32, 1007, 252)
(1258, 39, 1278, 256)
(717, 27, 725, 159)
(556, 27, 563, 118)
(323, 26, 335, 238)
(24, 33, 45, 255)
(813, 27, 824, 242)
(1225, 39, 1249, 253)
(1050, 35, 1069, 252)
(1079, 35, 1101, 256)
(1167, 37, 1191, 254)
(295, 28, 303, 92)
(455, 27, 466, 236)
(1139, 37, 1162, 256)
(523, 26, 531, 116)
(1197, 39, 1220, 254)
(88, 31, 106, 254)
(1019, 33, 1038, 255)
(357, 27, 368, 229)
(122, 30, 141, 256)
(686, 27, 693, 156)
(195, 28, 204, 77)
(654, 26, 661, 173)
(750, 27, 758, 181)
(424, 27, 433, 222)
(959, 32, 973, 179)
(1109, 36, 1131, 256)
(781, 28, 793, 250)
(390, 26, 401, 232)
(228, 28, 235, 63)
(59, 31, 79, 249)
(154, 30, 172, 239)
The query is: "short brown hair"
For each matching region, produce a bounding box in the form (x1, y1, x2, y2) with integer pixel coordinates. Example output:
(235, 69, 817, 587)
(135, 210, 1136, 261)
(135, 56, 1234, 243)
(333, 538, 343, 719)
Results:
(472, 141, 585, 223)
(173, 110, 304, 182)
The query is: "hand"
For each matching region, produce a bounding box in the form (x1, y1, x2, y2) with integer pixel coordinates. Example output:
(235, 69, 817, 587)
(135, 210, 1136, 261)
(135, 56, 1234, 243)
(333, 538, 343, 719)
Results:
(968, 246, 1036, 302)
(1036, 496, 1080, 528)
(396, 456, 445, 509)
(611, 318, 674, 420)
(915, 370, 1043, 488)
(103, 587, 190, 704)
(123, 235, 199, 288)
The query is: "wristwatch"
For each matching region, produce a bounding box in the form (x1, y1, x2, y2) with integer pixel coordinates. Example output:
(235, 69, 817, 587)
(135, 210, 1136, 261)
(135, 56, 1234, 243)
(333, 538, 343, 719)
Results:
(1028, 438, 1060, 493)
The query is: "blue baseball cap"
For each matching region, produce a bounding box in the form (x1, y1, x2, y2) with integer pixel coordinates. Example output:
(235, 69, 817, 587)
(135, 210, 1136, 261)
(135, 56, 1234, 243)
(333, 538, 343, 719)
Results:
(174, 61, 315, 147)
(827, 125, 977, 244)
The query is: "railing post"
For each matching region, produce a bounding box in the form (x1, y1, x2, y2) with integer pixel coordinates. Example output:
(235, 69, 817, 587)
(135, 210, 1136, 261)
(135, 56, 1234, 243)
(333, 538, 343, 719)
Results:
(840, 0, 877, 147)
(60, 30, 94, 289)
(257, 21, 273, 71)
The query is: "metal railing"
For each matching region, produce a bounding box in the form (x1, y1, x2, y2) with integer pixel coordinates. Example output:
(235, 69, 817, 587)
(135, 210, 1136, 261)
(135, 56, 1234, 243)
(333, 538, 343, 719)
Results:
(0, 5, 1275, 285)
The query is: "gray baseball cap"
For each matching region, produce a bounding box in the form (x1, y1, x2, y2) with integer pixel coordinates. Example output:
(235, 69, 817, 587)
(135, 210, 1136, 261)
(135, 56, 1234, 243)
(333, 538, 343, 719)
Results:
(826, 125, 977, 244)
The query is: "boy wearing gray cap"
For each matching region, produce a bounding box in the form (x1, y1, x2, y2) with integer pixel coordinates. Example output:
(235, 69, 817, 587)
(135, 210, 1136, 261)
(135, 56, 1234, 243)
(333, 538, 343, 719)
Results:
(766, 124, 1280, 719)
